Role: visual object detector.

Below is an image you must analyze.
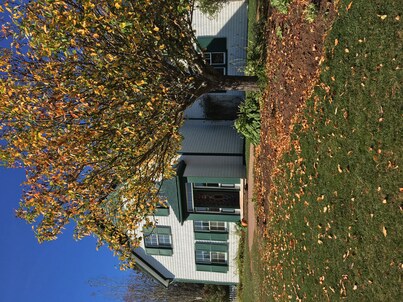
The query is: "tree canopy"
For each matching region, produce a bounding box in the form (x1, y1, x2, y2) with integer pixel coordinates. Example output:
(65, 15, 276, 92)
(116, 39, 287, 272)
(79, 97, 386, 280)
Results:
(196, 0, 229, 17)
(0, 0, 256, 269)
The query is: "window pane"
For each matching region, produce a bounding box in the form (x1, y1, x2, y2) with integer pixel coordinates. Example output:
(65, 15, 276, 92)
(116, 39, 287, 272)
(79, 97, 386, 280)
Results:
(211, 252, 226, 264)
(194, 221, 210, 231)
(210, 221, 226, 231)
(203, 53, 211, 64)
(211, 53, 225, 64)
(194, 221, 203, 229)
(145, 234, 158, 247)
(196, 250, 210, 263)
(213, 67, 225, 75)
(158, 234, 171, 247)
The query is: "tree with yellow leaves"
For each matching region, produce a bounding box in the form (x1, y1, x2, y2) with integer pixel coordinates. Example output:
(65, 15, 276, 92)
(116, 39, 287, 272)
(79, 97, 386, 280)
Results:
(0, 0, 257, 269)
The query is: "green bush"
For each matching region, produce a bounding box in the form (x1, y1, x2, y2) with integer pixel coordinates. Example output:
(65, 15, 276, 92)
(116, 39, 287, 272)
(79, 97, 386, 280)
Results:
(235, 93, 261, 145)
(196, 0, 228, 17)
(303, 3, 318, 23)
(202, 284, 229, 302)
(270, 0, 292, 14)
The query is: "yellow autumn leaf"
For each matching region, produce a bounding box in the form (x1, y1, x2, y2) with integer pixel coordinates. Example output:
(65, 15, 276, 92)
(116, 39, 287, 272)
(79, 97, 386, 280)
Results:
(382, 225, 387, 237)
(37, 132, 46, 140)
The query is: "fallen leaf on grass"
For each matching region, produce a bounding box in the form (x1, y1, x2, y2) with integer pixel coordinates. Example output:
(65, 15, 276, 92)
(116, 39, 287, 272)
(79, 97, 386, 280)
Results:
(346, 2, 353, 11)
(382, 225, 387, 237)
(337, 164, 343, 173)
(378, 15, 387, 20)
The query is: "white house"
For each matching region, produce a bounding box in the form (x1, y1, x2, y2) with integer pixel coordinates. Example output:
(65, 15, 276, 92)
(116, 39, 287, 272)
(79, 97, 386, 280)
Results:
(132, 0, 248, 287)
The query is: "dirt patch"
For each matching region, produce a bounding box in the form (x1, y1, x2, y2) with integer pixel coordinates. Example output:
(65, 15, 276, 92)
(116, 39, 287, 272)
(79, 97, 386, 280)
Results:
(246, 144, 256, 251)
(254, 1, 338, 230)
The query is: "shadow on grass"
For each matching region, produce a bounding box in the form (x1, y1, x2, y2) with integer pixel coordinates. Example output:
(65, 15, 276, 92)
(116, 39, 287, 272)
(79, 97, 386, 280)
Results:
(238, 230, 268, 302)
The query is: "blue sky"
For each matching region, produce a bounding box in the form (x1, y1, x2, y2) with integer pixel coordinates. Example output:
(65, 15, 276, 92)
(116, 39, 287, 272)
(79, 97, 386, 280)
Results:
(0, 167, 131, 302)
(0, 7, 133, 302)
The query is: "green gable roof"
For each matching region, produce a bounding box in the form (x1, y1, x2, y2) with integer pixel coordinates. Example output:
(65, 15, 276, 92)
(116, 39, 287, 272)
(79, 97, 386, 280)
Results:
(159, 161, 186, 223)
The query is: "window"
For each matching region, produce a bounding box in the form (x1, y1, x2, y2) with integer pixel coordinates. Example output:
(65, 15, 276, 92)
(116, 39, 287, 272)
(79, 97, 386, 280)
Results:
(211, 252, 227, 264)
(203, 52, 226, 65)
(195, 242, 229, 272)
(144, 233, 171, 248)
(195, 241, 228, 273)
(143, 226, 173, 256)
(203, 52, 212, 64)
(203, 51, 226, 75)
(195, 250, 227, 265)
(194, 221, 226, 232)
(194, 221, 210, 231)
(193, 183, 235, 189)
(210, 221, 226, 231)
(211, 52, 225, 65)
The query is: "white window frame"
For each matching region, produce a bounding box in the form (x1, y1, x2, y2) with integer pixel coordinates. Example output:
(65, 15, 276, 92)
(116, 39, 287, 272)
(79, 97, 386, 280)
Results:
(195, 250, 227, 264)
(193, 183, 236, 189)
(203, 52, 212, 65)
(144, 233, 172, 248)
(194, 221, 227, 232)
(203, 52, 226, 65)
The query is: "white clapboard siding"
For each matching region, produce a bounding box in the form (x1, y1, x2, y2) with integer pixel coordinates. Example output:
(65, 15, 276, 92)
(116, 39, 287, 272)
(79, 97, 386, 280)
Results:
(192, 1, 248, 76)
(137, 211, 240, 284)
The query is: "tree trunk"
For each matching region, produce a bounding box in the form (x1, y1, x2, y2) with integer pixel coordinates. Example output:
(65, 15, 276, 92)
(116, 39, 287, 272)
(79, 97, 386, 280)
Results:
(200, 67, 260, 92)
(213, 75, 260, 91)
(187, 69, 260, 108)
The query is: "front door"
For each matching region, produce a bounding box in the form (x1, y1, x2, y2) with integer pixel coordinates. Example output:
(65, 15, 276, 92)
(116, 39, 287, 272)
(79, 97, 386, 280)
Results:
(193, 189, 239, 209)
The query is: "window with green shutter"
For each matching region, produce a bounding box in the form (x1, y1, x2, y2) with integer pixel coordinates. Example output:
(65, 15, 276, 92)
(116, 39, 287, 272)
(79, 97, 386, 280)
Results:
(198, 37, 227, 75)
(143, 226, 173, 256)
(193, 221, 229, 241)
(195, 242, 228, 273)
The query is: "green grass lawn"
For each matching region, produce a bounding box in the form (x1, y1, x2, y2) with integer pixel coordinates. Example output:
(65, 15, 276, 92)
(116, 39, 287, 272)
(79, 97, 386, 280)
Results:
(237, 230, 266, 302)
(240, 0, 402, 300)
